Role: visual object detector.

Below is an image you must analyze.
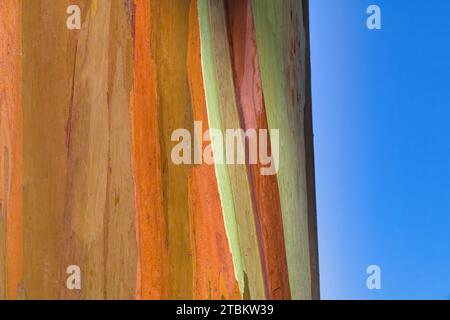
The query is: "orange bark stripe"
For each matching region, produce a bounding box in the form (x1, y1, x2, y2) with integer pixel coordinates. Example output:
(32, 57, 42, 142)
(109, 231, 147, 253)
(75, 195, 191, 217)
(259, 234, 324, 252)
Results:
(0, 0, 23, 300)
(132, 0, 168, 300)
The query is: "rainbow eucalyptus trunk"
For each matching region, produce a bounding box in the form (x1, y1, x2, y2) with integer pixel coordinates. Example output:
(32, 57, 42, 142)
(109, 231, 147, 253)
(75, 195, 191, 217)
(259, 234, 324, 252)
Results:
(0, 0, 318, 300)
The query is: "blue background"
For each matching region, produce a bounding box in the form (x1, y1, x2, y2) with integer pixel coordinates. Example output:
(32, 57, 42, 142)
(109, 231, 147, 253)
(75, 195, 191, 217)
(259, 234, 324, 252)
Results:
(310, 0, 450, 299)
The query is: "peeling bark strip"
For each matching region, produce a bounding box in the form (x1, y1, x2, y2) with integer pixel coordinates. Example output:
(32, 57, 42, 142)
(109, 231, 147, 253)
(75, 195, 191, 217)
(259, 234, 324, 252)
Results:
(252, 0, 315, 299)
(226, 0, 291, 300)
(0, 0, 318, 300)
(198, 0, 266, 299)
(0, 0, 22, 300)
(187, 0, 240, 300)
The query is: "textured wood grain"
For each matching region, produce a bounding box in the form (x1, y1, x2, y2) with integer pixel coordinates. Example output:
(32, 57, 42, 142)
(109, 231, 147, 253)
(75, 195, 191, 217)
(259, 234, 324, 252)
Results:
(148, 0, 194, 300)
(23, 0, 138, 299)
(23, 0, 76, 299)
(60, 0, 137, 299)
(61, 0, 137, 300)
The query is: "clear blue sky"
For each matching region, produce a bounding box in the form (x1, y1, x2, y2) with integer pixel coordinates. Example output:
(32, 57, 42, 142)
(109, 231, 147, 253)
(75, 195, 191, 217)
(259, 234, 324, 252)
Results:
(310, 0, 450, 299)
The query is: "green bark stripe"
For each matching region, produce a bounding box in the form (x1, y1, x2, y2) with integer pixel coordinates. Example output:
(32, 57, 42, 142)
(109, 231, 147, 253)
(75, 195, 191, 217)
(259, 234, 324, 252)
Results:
(198, 0, 266, 299)
(252, 0, 312, 299)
